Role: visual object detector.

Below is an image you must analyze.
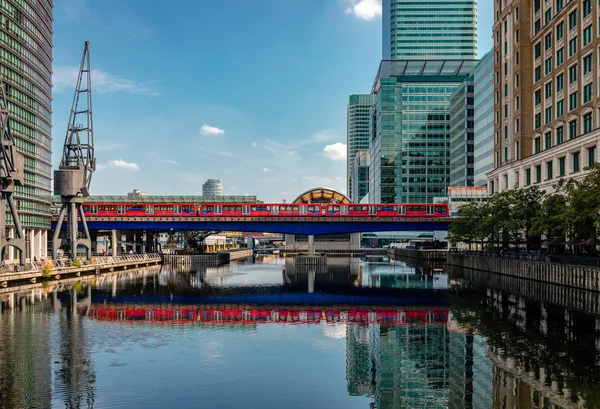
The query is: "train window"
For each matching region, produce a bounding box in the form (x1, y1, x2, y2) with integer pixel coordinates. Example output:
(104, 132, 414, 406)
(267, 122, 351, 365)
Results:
(117, 205, 126, 215)
(174, 205, 182, 214)
(292, 206, 298, 211)
(215, 205, 222, 214)
(426, 206, 433, 215)
(368, 206, 377, 215)
(340, 206, 349, 215)
(205, 206, 214, 212)
(145, 206, 154, 215)
(399, 206, 406, 215)
(242, 206, 250, 215)
(266, 206, 271, 211)
(299, 206, 307, 215)
(272, 206, 279, 215)
(235, 206, 242, 212)
(88, 205, 98, 214)
(183, 206, 193, 212)
(330, 206, 339, 212)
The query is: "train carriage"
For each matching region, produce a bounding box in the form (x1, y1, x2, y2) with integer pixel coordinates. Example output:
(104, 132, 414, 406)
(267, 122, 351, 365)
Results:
(325, 204, 448, 217)
(82, 203, 197, 217)
(199, 203, 322, 217)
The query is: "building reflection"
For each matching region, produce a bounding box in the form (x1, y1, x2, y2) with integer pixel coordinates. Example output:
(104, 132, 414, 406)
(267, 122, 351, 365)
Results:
(0, 290, 52, 409)
(346, 321, 493, 409)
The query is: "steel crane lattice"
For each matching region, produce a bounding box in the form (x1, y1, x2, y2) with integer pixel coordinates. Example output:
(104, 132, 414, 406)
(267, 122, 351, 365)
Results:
(0, 74, 26, 264)
(52, 40, 96, 260)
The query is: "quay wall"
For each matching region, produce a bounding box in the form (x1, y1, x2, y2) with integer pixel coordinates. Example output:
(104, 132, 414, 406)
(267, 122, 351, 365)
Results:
(163, 249, 254, 267)
(389, 248, 447, 262)
(447, 253, 600, 292)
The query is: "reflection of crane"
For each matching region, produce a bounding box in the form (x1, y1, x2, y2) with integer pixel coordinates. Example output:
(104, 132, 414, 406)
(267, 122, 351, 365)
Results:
(0, 74, 25, 264)
(52, 41, 95, 260)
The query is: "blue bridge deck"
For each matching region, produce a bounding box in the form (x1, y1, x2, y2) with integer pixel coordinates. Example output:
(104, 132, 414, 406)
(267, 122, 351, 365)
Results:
(52, 216, 451, 234)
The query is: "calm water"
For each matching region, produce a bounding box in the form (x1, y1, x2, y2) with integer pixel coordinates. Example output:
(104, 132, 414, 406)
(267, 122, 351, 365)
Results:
(1, 256, 599, 409)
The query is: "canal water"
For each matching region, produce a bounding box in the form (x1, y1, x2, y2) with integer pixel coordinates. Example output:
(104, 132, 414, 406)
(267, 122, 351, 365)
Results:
(0, 256, 599, 409)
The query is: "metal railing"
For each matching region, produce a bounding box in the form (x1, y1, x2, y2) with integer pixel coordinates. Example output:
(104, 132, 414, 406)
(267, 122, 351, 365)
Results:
(456, 251, 600, 268)
(0, 253, 162, 274)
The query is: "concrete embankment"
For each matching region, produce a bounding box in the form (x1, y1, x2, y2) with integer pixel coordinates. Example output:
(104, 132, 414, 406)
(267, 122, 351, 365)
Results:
(389, 248, 447, 262)
(0, 254, 162, 286)
(162, 248, 254, 267)
(447, 253, 600, 292)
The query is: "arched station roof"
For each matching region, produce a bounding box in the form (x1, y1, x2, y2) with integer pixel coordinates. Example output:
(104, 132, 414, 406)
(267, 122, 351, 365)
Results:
(293, 187, 351, 204)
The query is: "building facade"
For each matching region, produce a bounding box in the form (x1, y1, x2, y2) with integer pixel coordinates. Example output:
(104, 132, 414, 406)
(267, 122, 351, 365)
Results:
(449, 81, 475, 187)
(382, 0, 478, 61)
(473, 50, 495, 186)
(489, 0, 600, 194)
(368, 60, 476, 204)
(347, 94, 375, 201)
(202, 178, 223, 196)
(0, 0, 53, 260)
(350, 150, 369, 203)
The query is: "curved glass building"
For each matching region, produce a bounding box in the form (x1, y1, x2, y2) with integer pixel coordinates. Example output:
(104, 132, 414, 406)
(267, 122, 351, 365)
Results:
(0, 0, 53, 260)
(383, 0, 478, 61)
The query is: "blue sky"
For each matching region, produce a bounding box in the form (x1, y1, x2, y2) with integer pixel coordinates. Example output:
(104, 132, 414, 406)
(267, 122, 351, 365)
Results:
(52, 0, 493, 202)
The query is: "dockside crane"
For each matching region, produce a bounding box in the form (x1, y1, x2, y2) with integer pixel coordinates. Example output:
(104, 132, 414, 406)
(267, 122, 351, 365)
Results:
(52, 40, 95, 260)
(0, 74, 26, 264)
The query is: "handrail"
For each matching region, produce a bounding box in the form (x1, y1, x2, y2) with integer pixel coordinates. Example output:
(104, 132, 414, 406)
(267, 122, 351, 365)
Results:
(0, 254, 162, 274)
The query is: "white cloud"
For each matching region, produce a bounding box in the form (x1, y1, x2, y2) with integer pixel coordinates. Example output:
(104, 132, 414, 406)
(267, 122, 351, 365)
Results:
(96, 163, 107, 170)
(303, 175, 334, 185)
(345, 0, 382, 21)
(108, 159, 140, 170)
(53, 66, 158, 96)
(159, 159, 179, 165)
(262, 167, 273, 172)
(251, 141, 258, 147)
(322, 142, 347, 161)
(200, 124, 225, 136)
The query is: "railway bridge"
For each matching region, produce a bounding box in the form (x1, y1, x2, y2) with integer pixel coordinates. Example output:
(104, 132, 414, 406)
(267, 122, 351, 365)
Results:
(51, 188, 451, 255)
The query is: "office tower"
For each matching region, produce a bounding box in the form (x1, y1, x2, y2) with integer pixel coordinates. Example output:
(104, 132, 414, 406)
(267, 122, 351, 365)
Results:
(350, 151, 369, 203)
(347, 94, 375, 201)
(450, 80, 475, 187)
(488, 1, 600, 195)
(473, 50, 495, 186)
(202, 179, 223, 196)
(0, 1, 53, 259)
(369, 60, 476, 203)
(382, 0, 478, 61)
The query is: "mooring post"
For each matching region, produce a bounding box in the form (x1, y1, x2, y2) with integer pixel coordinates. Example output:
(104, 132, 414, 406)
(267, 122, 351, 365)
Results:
(308, 235, 315, 256)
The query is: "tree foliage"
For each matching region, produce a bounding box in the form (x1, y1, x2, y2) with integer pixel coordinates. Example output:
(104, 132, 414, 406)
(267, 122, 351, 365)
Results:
(450, 164, 600, 253)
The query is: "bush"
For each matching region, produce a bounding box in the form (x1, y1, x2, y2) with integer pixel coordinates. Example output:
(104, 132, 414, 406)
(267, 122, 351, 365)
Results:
(70, 258, 83, 268)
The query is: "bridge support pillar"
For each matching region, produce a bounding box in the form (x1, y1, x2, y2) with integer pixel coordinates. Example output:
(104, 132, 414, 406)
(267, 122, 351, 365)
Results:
(308, 270, 315, 293)
(111, 230, 118, 256)
(308, 235, 315, 256)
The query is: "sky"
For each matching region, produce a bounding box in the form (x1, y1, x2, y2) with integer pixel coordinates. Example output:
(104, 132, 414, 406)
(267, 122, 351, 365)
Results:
(51, 0, 494, 202)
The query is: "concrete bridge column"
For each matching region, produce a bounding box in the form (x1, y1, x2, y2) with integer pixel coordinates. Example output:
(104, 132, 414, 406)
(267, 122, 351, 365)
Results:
(308, 235, 315, 256)
(308, 270, 315, 293)
(42, 230, 48, 258)
(111, 230, 118, 256)
(89, 230, 98, 254)
(136, 230, 144, 254)
(126, 231, 134, 252)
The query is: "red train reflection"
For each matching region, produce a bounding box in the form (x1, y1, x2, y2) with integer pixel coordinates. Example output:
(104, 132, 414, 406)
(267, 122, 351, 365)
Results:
(82, 305, 449, 326)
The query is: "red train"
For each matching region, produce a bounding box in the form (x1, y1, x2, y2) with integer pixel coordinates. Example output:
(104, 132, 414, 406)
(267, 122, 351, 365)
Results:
(80, 202, 449, 218)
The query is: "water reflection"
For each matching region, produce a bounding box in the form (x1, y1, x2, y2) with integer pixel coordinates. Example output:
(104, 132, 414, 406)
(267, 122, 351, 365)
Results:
(0, 257, 598, 408)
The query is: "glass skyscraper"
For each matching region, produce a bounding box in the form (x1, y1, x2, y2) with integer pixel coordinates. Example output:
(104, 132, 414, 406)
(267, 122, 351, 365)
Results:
(369, 60, 475, 204)
(382, 0, 478, 61)
(0, 0, 53, 260)
(472, 50, 494, 186)
(347, 94, 375, 201)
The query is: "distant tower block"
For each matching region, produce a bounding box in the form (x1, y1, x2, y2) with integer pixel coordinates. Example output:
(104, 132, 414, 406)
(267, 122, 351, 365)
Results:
(202, 179, 223, 196)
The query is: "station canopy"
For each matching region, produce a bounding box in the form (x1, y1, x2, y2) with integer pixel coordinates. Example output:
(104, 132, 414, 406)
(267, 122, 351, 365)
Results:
(293, 188, 350, 204)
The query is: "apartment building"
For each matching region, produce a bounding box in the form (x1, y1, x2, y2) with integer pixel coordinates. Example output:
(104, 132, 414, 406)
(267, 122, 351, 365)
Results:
(489, 0, 599, 193)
